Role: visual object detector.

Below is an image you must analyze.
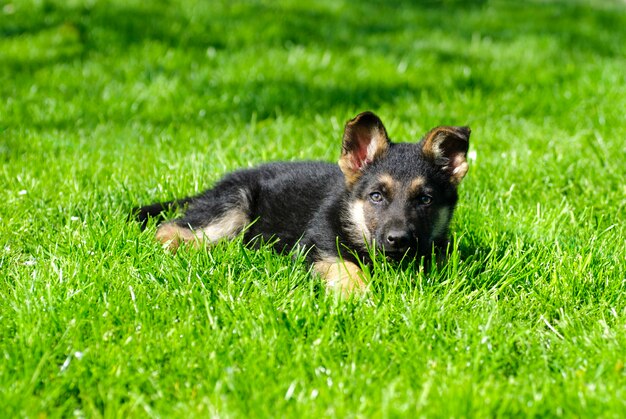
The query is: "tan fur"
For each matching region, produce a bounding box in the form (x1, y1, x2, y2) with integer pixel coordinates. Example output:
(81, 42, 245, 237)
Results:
(339, 115, 389, 186)
(378, 173, 397, 197)
(408, 176, 426, 195)
(155, 209, 249, 253)
(197, 209, 249, 242)
(339, 143, 388, 185)
(313, 257, 365, 295)
(424, 131, 450, 164)
(155, 223, 196, 253)
(338, 156, 361, 185)
(365, 131, 389, 161)
(422, 127, 469, 185)
(450, 160, 469, 185)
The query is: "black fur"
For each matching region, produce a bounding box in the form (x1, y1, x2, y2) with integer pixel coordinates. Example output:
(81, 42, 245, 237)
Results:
(133, 198, 193, 229)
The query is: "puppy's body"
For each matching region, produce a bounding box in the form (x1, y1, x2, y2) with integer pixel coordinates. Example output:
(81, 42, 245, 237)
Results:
(136, 112, 470, 293)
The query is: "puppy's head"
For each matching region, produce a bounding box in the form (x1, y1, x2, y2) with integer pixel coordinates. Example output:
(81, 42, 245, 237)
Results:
(339, 111, 470, 260)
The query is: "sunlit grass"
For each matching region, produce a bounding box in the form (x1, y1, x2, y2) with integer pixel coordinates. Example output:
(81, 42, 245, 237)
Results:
(1, 0, 625, 417)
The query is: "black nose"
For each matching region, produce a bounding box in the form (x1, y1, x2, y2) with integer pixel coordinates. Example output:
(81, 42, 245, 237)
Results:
(385, 229, 411, 251)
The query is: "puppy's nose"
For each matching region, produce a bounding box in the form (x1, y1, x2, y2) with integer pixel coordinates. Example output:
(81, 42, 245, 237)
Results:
(385, 230, 411, 251)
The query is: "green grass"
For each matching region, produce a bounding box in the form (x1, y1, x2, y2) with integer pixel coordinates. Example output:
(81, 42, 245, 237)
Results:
(2, 0, 626, 416)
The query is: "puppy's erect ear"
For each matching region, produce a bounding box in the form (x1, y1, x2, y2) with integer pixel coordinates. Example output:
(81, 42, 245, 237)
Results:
(422, 126, 471, 185)
(339, 111, 390, 185)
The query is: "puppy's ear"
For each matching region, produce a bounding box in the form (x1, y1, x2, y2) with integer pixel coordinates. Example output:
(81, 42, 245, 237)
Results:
(339, 111, 390, 185)
(422, 126, 471, 185)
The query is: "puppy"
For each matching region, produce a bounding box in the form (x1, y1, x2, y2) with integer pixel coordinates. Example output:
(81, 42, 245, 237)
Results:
(135, 112, 470, 294)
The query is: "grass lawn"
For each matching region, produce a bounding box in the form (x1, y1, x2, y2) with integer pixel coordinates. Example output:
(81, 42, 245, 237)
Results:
(1, 0, 626, 416)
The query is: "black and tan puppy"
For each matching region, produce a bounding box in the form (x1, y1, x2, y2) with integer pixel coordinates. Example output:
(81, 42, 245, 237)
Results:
(135, 112, 470, 294)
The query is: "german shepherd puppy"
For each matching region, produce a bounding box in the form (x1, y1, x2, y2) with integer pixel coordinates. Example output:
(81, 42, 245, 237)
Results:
(135, 112, 470, 294)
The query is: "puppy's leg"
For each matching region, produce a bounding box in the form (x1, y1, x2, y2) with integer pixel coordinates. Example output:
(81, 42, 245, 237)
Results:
(313, 257, 366, 296)
(155, 222, 197, 252)
(156, 207, 249, 252)
(156, 179, 253, 252)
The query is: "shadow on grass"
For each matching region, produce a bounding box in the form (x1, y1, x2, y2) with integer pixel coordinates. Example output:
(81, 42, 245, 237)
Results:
(2, 0, 624, 126)
(3, 0, 624, 64)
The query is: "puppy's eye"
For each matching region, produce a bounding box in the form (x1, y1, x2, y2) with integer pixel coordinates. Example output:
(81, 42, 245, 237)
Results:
(417, 194, 433, 206)
(369, 192, 384, 203)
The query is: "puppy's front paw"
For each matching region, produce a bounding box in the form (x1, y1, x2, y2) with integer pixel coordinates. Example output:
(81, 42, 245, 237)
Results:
(313, 258, 367, 297)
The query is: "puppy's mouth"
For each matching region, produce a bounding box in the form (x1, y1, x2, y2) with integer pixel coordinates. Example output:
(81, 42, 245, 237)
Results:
(378, 239, 431, 262)
(381, 248, 415, 262)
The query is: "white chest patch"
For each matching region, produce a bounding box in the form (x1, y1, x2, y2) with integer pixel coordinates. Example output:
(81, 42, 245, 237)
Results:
(346, 200, 372, 246)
